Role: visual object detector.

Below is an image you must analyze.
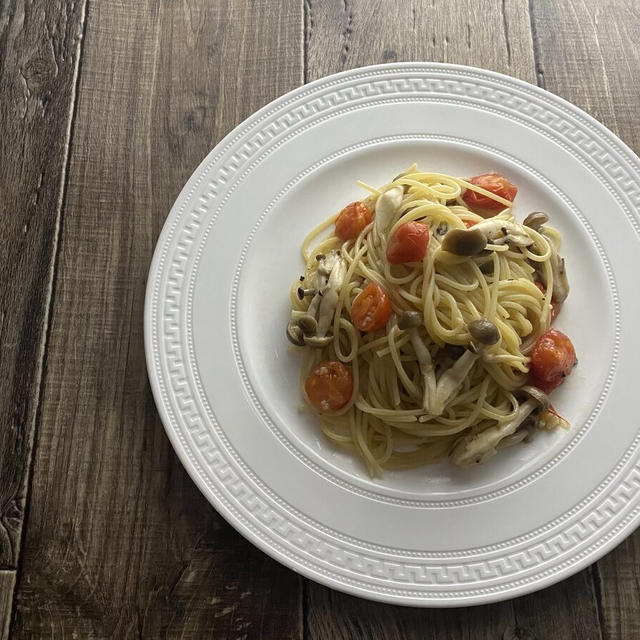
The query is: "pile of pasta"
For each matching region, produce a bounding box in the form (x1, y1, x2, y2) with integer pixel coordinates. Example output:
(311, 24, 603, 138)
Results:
(286, 166, 576, 474)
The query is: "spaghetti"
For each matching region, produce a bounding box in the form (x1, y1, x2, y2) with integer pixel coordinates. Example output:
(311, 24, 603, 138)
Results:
(286, 166, 576, 474)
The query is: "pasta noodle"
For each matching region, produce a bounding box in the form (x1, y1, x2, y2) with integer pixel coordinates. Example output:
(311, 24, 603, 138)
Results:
(286, 165, 575, 475)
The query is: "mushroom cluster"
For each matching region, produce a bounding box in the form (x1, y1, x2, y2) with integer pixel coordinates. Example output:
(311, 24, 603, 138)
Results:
(440, 218, 533, 256)
(286, 250, 346, 348)
(440, 211, 570, 304)
(451, 386, 549, 465)
(396, 314, 501, 418)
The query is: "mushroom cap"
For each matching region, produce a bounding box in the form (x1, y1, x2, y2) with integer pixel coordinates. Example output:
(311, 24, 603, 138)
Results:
(440, 228, 488, 256)
(286, 322, 305, 346)
(298, 314, 318, 336)
(398, 310, 423, 330)
(522, 211, 549, 230)
(468, 318, 500, 346)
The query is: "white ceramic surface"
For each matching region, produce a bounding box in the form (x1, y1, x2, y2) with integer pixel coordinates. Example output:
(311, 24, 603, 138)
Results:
(144, 63, 640, 606)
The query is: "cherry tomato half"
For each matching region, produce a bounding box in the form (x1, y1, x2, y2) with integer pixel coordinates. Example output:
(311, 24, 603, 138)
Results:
(335, 201, 372, 241)
(386, 222, 429, 264)
(529, 329, 576, 393)
(462, 173, 517, 215)
(350, 283, 392, 332)
(305, 361, 353, 412)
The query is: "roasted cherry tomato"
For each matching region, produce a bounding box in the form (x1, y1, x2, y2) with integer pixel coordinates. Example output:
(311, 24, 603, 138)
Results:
(335, 201, 372, 241)
(529, 329, 576, 393)
(304, 361, 353, 412)
(462, 173, 517, 215)
(534, 281, 560, 321)
(385, 222, 429, 264)
(350, 283, 392, 332)
(463, 219, 478, 228)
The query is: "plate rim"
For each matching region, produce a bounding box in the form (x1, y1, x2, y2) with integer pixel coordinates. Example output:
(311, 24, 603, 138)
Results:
(144, 61, 640, 607)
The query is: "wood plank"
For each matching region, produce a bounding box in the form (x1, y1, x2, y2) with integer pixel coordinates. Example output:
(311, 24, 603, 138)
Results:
(304, 0, 536, 82)
(307, 585, 515, 640)
(11, 0, 303, 637)
(305, 2, 604, 638)
(595, 536, 640, 640)
(530, 0, 640, 150)
(530, 2, 640, 638)
(509, 570, 602, 640)
(0, 0, 87, 568)
(0, 572, 16, 640)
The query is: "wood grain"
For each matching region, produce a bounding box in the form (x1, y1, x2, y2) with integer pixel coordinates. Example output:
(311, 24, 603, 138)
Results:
(509, 571, 603, 640)
(530, 0, 640, 150)
(530, 2, 640, 637)
(304, 1, 605, 638)
(0, 572, 15, 640)
(304, 0, 536, 82)
(307, 586, 516, 640)
(10, 0, 303, 638)
(595, 536, 640, 640)
(0, 0, 87, 568)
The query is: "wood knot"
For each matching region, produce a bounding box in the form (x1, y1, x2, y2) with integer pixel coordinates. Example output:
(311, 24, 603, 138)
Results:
(503, 626, 536, 640)
(382, 49, 397, 62)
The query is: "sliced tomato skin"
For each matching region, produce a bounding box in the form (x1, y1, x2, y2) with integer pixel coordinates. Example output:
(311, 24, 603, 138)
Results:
(529, 329, 576, 393)
(305, 361, 353, 412)
(350, 283, 392, 332)
(386, 222, 429, 264)
(335, 201, 372, 241)
(462, 173, 517, 215)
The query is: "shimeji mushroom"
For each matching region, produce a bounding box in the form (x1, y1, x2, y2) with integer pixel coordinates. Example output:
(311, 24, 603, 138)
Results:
(450, 386, 549, 466)
(286, 250, 346, 348)
(374, 185, 404, 236)
(440, 219, 534, 256)
(472, 218, 534, 248)
(430, 350, 479, 416)
(522, 211, 549, 230)
(441, 228, 487, 256)
(523, 211, 570, 303)
(429, 318, 500, 416)
(536, 239, 570, 304)
(398, 311, 436, 412)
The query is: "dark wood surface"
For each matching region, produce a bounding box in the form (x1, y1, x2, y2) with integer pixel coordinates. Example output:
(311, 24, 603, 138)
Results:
(0, 0, 638, 637)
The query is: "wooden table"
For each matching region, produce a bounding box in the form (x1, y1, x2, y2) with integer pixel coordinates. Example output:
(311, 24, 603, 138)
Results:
(1, 0, 639, 637)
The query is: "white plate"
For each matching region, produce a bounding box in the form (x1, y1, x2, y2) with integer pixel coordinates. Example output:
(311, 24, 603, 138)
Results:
(145, 63, 640, 606)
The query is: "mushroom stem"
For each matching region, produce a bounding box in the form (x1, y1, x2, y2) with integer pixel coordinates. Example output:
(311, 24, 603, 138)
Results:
(408, 328, 436, 413)
(397, 311, 436, 412)
(451, 398, 538, 466)
(450, 386, 549, 465)
(473, 219, 533, 247)
(430, 350, 479, 416)
(301, 251, 347, 347)
(537, 229, 570, 303)
(550, 254, 569, 303)
(374, 186, 404, 235)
